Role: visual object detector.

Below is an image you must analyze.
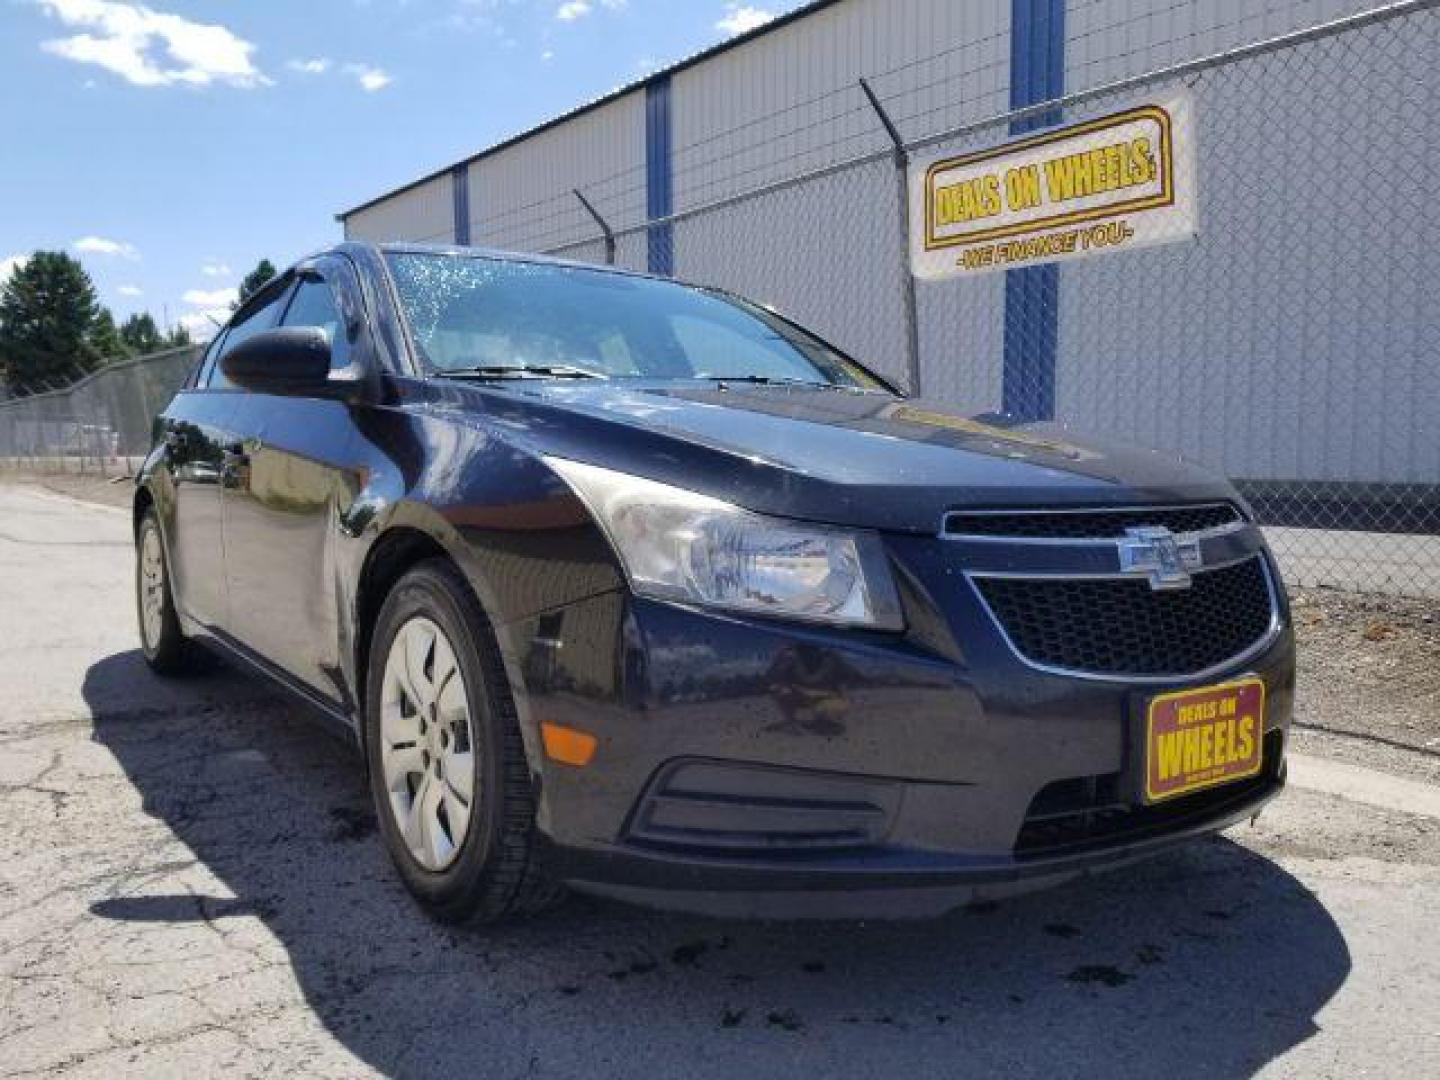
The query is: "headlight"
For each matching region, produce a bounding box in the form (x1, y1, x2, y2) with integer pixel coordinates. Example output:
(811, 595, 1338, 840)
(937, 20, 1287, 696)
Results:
(547, 457, 903, 630)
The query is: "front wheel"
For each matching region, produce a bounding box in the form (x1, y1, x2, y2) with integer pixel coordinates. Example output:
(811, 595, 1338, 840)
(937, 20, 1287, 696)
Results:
(136, 508, 197, 675)
(364, 560, 562, 923)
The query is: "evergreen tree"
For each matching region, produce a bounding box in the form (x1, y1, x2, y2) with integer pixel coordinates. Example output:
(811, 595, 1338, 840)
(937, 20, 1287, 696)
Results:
(0, 251, 101, 395)
(119, 311, 166, 354)
(166, 323, 193, 348)
(237, 258, 276, 306)
(88, 307, 132, 364)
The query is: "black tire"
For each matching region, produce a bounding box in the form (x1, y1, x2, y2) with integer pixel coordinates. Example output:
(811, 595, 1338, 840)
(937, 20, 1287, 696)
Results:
(364, 559, 563, 924)
(136, 508, 198, 675)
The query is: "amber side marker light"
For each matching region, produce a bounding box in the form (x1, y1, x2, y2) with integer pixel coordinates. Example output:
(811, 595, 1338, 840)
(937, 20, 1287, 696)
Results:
(541, 722, 597, 766)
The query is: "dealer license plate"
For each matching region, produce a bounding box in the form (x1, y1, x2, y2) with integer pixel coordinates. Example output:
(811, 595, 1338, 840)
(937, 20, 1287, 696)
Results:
(1144, 678, 1265, 803)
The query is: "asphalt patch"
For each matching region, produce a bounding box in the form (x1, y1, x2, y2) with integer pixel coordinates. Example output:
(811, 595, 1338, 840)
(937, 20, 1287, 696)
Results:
(671, 940, 708, 967)
(1066, 965, 1134, 988)
(766, 1009, 804, 1032)
(327, 805, 377, 842)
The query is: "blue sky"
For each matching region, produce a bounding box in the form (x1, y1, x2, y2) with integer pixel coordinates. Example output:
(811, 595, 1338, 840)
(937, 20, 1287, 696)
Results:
(0, 0, 799, 338)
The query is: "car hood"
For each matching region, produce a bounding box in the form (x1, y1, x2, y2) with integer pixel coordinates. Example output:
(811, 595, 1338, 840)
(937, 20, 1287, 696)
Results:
(441, 380, 1239, 534)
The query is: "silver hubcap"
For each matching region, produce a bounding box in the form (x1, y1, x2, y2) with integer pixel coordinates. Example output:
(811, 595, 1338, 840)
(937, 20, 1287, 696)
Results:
(379, 617, 476, 872)
(139, 526, 165, 648)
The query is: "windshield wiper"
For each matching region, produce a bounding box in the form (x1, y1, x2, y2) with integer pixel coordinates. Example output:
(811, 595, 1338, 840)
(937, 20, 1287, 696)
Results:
(696, 377, 835, 388)
(694, 374, 844, 390)
(435, 364, 607, 381)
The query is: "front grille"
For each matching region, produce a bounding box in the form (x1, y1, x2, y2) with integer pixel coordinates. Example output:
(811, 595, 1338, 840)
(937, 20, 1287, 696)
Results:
(1015, 731, 1284, 856)
(974, 556, 1274, 676)
(945, 503, 1241, 539)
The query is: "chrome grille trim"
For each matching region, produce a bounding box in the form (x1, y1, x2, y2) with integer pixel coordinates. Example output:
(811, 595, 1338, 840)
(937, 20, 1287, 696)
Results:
(942, 502, 1245, 542)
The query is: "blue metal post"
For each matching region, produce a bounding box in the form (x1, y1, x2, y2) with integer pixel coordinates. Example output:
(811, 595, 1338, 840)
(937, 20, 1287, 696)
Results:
(646, 77, 674, 275)
(452, 164, 471, 246)
(1002, 0, 1065, 420)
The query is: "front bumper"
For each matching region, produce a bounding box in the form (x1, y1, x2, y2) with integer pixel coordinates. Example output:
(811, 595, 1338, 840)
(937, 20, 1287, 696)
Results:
(550, 767, 1283, 919)
(502, 542, 1295, 919)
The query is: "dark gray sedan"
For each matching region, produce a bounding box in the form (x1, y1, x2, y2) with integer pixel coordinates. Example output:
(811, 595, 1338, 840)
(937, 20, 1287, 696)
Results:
(135, 243, 1292, 922)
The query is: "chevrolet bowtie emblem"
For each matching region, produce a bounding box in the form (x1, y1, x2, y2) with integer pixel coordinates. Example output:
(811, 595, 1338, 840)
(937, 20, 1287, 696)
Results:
(1117, 525, 1202, 590)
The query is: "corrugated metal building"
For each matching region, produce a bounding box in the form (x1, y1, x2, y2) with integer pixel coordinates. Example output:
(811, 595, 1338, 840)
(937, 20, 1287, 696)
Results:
(337, 0, 1437, 499)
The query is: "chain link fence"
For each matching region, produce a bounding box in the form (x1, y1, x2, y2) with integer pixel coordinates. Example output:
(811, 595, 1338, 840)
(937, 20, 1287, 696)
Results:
(0, 345, 201, 478)
(540, 0, 1438, 599)
(2, 3, 1435, 599)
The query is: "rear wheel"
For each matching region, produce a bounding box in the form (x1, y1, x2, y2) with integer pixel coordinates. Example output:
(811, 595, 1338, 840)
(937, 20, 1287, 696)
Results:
(136, 508, 196, 675)
(364, 560, 562, 923)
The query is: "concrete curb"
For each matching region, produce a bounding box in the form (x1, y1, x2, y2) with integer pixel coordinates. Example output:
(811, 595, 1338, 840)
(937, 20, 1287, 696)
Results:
(1288, 751, 1440, 819)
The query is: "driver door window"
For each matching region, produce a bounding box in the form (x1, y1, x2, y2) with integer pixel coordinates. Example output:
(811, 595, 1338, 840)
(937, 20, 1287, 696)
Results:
(207, 280, 292, 390)
(280, 276, 351, 370)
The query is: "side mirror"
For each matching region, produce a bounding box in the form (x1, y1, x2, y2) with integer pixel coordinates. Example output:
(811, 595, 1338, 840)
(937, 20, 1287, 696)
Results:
(219, 327, 334, 396)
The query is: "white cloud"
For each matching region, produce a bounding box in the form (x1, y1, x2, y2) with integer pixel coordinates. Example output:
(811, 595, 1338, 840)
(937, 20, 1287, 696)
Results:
(555, 0, 622, 21)
(35, 0, 269, 89)
(200, 261, 231, 278)
(287, 57, 331, 75)
(179, 282, 237, 338)
(716, 3, 774, 36)
(540, 49, 554, 61)
(73, 235, 139, 259)
(183, 286, 238, 307)
(176, 310, 223, 340)
(116, 284, 143, 297)
(1, 254, 29, 284)
(283, 55, 391, 92)
(344, 62, 392, 92)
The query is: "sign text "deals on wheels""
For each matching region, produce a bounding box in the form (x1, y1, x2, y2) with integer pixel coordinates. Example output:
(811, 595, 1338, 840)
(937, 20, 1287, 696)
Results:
(909, 93, 1198, 280)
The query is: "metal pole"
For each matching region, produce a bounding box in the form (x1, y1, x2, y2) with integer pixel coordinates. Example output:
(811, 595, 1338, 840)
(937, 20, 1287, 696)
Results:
(134, 366, 154, 477)
(573, 188, 617, 266)
(859, 77, 923, 398)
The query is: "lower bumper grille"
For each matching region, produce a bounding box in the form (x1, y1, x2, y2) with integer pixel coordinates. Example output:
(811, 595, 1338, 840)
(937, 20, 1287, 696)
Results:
(974, 555, 1276, 677)
(1015, 730, 1284, 857)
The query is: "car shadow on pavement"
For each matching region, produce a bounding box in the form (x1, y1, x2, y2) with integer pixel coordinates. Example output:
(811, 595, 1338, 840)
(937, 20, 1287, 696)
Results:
(85, 649, 1351, 1080)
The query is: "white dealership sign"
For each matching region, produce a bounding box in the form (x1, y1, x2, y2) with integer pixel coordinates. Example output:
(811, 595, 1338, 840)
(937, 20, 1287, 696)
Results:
(909, 93, 1198, 280)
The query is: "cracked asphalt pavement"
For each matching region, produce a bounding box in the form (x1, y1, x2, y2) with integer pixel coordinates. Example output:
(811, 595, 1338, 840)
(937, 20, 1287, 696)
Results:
(2, 481, 1438, 1079)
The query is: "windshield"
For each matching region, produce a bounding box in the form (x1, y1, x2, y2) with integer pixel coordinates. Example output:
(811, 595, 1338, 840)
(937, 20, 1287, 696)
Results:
(385, 252, 884, 389)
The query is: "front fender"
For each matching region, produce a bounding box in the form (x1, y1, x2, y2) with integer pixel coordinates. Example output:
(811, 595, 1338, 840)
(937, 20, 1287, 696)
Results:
(134, 441, 174, 532)
(338, 403, 625, 774)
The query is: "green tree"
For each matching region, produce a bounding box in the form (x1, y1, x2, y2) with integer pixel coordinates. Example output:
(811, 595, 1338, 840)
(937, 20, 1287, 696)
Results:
(0, 251, 101, 396)
(236, 258, 276, 306)
(119, 311, 165, 355)
(88, 307, 132, 364)
(166, 323, 192, 348)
